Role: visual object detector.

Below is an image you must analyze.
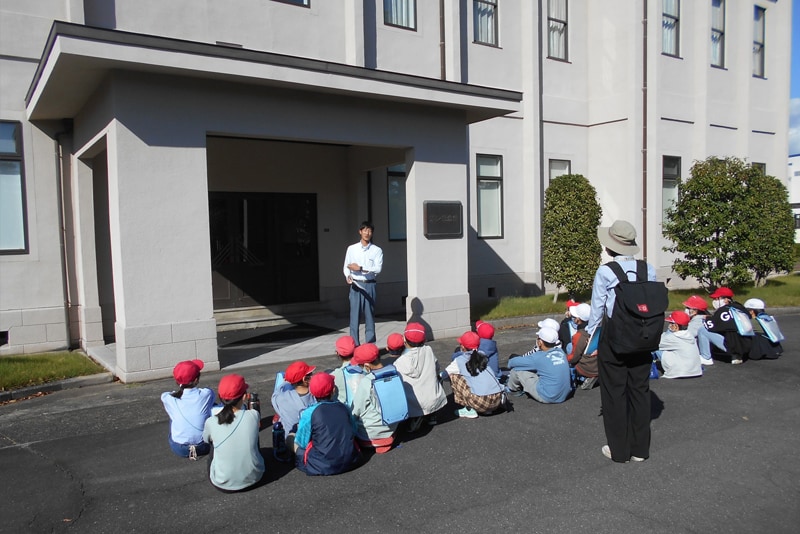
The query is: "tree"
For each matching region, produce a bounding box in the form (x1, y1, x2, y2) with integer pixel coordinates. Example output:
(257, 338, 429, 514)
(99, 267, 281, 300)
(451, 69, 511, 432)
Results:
(662, 156, 794, 289)
(541, 174, 602, 301)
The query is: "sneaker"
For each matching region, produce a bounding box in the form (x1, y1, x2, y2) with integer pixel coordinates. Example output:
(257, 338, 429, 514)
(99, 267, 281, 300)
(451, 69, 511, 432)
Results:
(456, 406, 478, 419)
(188, 445, 198, 461)
(426, 415, 438, 426)
(601, 445, 613, 460)
(731, 358, 743, 365)
(631, 455, 647, 462)
(700, 357, 714, 366)
(580, 377, 598, 390)
(505, 387, 526, 398)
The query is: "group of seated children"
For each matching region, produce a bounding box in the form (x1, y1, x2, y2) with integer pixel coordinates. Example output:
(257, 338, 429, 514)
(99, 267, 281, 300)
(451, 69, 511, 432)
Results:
(161, 288, 784, 490)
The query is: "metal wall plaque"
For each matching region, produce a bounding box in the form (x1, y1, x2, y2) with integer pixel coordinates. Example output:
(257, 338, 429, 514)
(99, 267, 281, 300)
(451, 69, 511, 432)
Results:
(423, 201, 463, 239)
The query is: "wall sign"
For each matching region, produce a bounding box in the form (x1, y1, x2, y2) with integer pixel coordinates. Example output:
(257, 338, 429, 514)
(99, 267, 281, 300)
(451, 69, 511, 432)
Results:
(423, 201, 462, 239)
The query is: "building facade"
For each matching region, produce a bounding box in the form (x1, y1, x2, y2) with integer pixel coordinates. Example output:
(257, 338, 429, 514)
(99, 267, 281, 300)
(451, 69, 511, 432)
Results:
(0, 0, 790, 381)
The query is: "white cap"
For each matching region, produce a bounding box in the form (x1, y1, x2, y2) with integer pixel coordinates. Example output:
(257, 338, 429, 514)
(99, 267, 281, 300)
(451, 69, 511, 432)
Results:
(743, 298, 765, 310)
(569, 303, 591, 322)
(537, 318, 561, 331)
(537, 326, 559, 345)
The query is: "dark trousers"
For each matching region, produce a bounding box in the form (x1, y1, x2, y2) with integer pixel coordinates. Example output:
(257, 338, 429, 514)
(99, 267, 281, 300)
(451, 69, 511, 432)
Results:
(598, 336, 651, 462)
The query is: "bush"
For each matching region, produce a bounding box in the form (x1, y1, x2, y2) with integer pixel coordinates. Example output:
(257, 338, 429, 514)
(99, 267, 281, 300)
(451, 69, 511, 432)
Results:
(663, 156, 794, 288)
(541, 174, 602, 299)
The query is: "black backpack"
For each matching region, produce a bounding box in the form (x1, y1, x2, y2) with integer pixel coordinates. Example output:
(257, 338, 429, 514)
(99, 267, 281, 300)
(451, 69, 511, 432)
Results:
(604, 261, 668, 355)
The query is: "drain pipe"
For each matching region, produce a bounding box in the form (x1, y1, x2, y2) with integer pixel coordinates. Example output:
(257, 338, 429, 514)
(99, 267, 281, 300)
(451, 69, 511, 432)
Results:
(641, 0, 649, 261)
(54, 120, 74, 349)
(538, 0, 546, 289)
(439, 0, 446, 80)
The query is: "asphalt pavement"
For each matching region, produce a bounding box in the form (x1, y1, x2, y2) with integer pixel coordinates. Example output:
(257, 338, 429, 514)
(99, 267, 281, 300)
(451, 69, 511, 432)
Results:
(1, 312, 799, 534)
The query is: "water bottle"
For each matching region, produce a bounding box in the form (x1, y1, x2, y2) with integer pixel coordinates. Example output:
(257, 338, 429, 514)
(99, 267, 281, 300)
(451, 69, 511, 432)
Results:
(248, 392, 262, 428)
(272, 420, 289, 462)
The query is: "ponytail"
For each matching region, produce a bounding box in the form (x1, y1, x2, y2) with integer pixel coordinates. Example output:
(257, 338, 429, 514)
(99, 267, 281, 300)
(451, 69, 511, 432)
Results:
(216, 396, 243, 425)
(170, 385, 186, 399)
(465, 350, 488, 377)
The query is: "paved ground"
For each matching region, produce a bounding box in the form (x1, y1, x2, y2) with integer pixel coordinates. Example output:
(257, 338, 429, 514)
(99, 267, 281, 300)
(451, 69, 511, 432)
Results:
(1, 312, 799, 534)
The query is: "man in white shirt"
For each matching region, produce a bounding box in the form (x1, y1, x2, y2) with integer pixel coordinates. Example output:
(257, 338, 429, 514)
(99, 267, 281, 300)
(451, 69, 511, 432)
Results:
(343, 221, 383, 345)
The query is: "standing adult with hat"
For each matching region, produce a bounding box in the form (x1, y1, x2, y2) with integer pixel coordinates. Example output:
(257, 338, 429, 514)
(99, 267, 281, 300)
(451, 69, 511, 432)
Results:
(587, 219, 657, 463)
(161, 359, 215, 459)
(202, 374, 265, 492)
(343, 221, 383, 345)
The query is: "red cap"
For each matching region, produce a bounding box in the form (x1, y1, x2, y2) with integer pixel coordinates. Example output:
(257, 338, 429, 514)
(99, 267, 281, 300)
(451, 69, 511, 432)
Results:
(709, 287, 734, 299)
(682, 295, 708, 311)
(666, 311, 691, 327)
(352, 343, 380, 365)
(475, 320, 495, 339)
(172, 360, 204, 385)
(566, 299, 580, 309)
(404, 322, 426, 344)
(217, 374, 249, 400)
(386, 333, 405, 351)
(309, 373, 335, 399)
(335, 336, 356, 357)
(458, 331, 481, 350)
(285, 361, 316, 383)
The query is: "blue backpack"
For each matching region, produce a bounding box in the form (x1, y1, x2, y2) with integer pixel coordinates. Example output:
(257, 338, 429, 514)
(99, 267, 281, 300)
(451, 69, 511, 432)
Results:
(370, 364, 409, 425)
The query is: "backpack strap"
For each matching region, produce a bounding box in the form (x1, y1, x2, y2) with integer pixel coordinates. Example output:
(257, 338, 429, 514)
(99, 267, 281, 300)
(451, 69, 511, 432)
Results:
(605, 259, 646, 283)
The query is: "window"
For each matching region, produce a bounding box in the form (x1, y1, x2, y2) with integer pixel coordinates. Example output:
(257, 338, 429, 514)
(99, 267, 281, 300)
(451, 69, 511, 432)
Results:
(387, 165, 407, 241)
(711, 0, 725, 67)
(547, 0, 568, 60)
(662, 0, 680, 56)
(384, 0, 416, 30)
(272, 0, 309, 6)
(751, 162, 766, 175)
(795, 213, 800, 231)
(474, 0, 498, 46)
(753, 6, 765, 77)
(0, 122, 28, 254)
(662, 156, 680, 223)
(549, 159, 571, 183)
(477, 155, 503, 238)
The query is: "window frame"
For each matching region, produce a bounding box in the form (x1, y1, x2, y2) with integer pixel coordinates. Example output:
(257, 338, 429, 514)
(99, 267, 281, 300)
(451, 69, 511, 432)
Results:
(753, 5, 766, 78)
(547, 0, 568, 61)
(476, 154, 504, 239)
(473, 0, 499, 47)
(386, 165, 407, 241)
(548, 159, 571, 184)
(384, 0, 417, 31)
(711, 0, 725, 68)
(662, 0, 680, 57)
(0, 121, 29, 255)
(662, 155, 681, 223)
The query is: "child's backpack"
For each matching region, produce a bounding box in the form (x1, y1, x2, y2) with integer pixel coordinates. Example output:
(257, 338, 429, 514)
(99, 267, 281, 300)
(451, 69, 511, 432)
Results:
(605, 261, 669, 355)
(756, 314, 785, 343)
(370, 365, 409, 425)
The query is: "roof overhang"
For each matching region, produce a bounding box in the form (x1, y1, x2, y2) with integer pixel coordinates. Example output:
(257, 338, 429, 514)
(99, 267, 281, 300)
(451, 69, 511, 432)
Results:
(26, 22, 522, 123)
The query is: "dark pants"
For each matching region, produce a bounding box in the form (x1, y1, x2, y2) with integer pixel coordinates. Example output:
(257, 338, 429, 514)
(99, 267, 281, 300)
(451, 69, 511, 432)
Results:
(598, 336, 651, 462)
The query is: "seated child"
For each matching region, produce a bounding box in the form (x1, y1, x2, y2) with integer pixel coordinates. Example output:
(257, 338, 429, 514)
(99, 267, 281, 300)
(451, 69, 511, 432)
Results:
(655, 311, 702, 379)
(161, 359, 214, 459)
(506, 327, 571, 404)
(271, 360, 317, 444)
(394, 322, 448, 431)
(564, 303, 598, 390)
(446, 331, 504, 418)
(386, 333, 406, 356)
(350, 343, 400, 453)
(744, 298, 783, 360)
(559, 299, 580, 353)
(294, 373, 361, 475)
(203, 374, 265, 492)
(475, 320, 500, 376)
(329, 335, 362, 405)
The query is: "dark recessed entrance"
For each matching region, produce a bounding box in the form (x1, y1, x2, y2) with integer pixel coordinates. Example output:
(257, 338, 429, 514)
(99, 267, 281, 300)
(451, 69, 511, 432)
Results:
(209, 192, 319, 309)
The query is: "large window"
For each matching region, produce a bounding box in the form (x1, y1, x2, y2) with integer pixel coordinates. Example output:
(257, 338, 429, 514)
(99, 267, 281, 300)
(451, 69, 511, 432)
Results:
(477, 155, 503, 238)
(662, 0, 680, 56)
(753, 6, 766, 77)
(547, 0, 568, 60)
(474, 0, 498, 46)
(384, 0, 416, 30)
(711, 0, 725, 67)
(387, 165, 407, 241)
(0, 121, 28, 254)
(662, 156, 680, 223)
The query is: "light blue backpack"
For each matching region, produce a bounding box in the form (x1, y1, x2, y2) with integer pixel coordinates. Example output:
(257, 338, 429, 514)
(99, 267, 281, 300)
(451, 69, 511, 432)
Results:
(370, 364, 409, 425)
